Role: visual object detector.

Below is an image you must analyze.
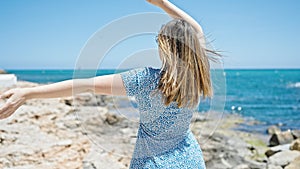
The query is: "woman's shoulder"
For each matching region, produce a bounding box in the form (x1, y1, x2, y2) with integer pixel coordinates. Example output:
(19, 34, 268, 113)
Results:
(145, 66, 161, 74)
(145, 67, 162, 80)
(133, 66, 161, 77)
(147, 66, 161, 71)
(135, 66, 161, 86)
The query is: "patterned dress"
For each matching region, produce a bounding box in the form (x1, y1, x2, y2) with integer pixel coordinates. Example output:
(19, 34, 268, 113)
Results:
(120, 67, 206, 169)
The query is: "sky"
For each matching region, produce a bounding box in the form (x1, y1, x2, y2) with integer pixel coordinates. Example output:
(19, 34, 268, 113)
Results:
(0, 0, 299, 69)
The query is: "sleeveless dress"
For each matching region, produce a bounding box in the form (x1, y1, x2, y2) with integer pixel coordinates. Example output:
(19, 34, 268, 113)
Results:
(120, 67, 206, 169)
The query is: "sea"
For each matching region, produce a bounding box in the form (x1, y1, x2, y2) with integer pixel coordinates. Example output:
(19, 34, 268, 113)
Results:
(5, 69, 300, 134)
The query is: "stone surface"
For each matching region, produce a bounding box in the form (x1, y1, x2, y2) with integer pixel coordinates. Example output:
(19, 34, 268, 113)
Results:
(265, 144, 290, 157)
(269, 131, 294, 146)
(0, 69, 7, 74)
(267, 125, 281, 135)
(0, 81, 276, 169)
(290, 139, 300, 151)
(268, 150, 300, 167)
(104, 113, 120, 125)
(285, 156, 300, 169)
(267, 164, 283, 169)
(233, 164, 250, 169)
(291, 130, 300, 139)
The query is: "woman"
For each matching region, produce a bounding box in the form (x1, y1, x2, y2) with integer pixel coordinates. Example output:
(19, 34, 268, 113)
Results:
(0, 0, 219, 168)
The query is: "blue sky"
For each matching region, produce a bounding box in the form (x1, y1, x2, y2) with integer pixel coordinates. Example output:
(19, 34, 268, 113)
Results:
(0, 0, 299, 69)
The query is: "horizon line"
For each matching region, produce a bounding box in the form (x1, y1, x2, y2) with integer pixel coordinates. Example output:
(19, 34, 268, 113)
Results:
(3, 67, 300, 71)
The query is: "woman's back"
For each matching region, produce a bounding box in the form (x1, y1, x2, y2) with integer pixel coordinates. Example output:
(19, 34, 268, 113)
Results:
(121, 67, 206, 168)
(0, 1, 218, 168)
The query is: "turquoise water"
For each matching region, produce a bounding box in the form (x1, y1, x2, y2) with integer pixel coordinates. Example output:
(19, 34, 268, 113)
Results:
(6, 69, 300, 133)
(224, 69, 300, 133)
(5, 69, 121, 83)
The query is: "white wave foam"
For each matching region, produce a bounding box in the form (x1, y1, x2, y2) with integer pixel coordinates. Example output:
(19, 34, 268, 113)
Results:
(288, 82, 300, 88)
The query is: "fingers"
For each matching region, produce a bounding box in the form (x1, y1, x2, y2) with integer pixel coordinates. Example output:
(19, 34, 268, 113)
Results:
(0, 102, 14, 120)
(0, 109, 14, 119)
(0, 90, 18, 120)
(0, 99, 22, 120)
(0, 90, 13, 99)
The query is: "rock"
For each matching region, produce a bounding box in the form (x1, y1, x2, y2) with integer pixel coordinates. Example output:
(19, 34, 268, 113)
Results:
(267, 126, 281, 135)
(285, 156, 300, 169)
(265, 150, 278, 158)
(220, 157, 232, 168)
(95, 95, 108, 106)
(244, 159, 267, 169)
(82, 161, 97, 169)
(291, 130, 300, 139)
(55, 139, 73, 147)
(63, 98, 73, 106)
(0, 74, 17, 87)
(290, 139, 300, 151)
(267, 164, 283, 169)
(63, 120, 82, 129)
(268, 150, 300, 167)
(105, 113, 120, 125)
(61, 95, 107, 107)
(265, 144, 291, 157)
(269, 130, 294, 146)
(206, 156, 234, 169)
(3, 83, 288, 169)
(0, 69, 7, 74)
(233, 164, 250, 169)
(192, 113, 206, 122)
(120, 127, 132, 135)
(83, 143, 128, 169)
(74, 93, 98, 106)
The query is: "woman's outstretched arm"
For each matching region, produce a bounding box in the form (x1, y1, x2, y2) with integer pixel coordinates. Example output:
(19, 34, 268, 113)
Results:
(147, 0, 204, 38)
(0, 74, 126, 119)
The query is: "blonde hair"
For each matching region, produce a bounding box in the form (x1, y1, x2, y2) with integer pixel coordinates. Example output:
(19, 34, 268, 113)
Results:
(156, 19, 219, 108)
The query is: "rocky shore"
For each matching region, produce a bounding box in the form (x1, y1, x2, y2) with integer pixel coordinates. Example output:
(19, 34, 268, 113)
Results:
(0, 81, 299, 169)
(0, 70, 7, 74)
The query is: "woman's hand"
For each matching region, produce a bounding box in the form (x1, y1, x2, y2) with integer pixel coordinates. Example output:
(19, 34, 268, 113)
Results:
(146, 0, 166, 7)
(0, 88, 28, 120)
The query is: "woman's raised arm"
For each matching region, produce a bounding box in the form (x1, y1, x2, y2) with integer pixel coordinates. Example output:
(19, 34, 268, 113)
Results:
(147, 0, 205, 39)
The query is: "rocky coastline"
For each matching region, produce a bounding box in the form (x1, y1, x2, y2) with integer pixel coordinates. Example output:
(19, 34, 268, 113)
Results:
(0, 81, 299, 169)
(0, 69, 7, 74)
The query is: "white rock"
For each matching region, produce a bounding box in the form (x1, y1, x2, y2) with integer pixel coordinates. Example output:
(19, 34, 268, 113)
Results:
(55, 139, 73, 146)
(265, 144, 291, 157)
(267, 164, 283, 169)
(5, 165, 36, 169)
(233, 164, 250, 169)
(285, 156, 300, 169)
(269, 150, 300, 166)
(0, 74, 17, 87)
(120, 127, 132, 134)
(270, 144, 291, 151)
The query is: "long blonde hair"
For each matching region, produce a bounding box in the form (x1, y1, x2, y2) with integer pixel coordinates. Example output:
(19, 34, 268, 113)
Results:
(156, 19, 219, 108)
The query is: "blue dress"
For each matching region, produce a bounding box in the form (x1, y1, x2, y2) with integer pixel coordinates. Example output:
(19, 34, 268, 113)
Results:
(120, 67, 206, 169)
